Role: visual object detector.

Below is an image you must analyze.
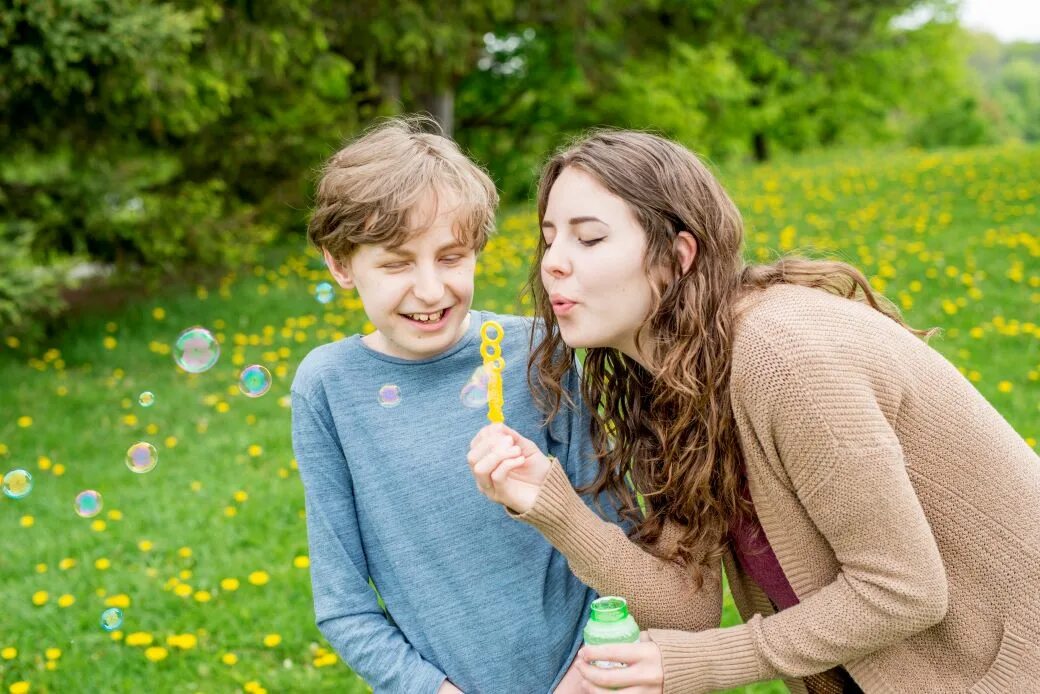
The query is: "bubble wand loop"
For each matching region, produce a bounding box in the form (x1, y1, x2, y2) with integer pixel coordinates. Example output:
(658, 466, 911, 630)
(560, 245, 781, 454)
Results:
(479, 321, 505, 424)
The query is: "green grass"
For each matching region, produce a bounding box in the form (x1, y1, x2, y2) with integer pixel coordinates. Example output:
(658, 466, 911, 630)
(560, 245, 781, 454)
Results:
(2, 143, 1038, 693)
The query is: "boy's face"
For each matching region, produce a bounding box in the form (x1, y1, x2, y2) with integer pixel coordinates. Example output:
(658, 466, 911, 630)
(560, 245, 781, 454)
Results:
(324, 191, 477, 361)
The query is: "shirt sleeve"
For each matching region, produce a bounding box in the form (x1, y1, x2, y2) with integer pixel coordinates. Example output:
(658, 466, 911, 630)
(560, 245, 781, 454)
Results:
(292, 390, 448, 694)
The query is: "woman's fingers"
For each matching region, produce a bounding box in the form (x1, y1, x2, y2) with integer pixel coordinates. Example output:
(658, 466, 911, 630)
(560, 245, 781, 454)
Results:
(490, 456, 525, 486)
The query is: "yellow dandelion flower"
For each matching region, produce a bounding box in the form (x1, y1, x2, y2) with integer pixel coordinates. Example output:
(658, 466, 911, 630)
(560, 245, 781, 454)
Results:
(262, 634, 281, 648)
(174, 584, 193, 598)
(220, 578, 239, 591)
(224, 506, 237, 517)
(51, 464, 65, 476)
(122, 414, 138, 426)
(1, 647, 16, 659)
(222, 652, 238, 666)
(57, 594, 75, 608)
(998, 380, 1013, 393)
(178, 547, 192, 559)
(145, 423, 159, 435)
(216, 402, 230, 413)
(164, 436, 177, 449)
(293, 556, 309, 569)
(58, 558, 76, 570)
(56, 386, 68, 396)
(167, 634, 197, 650)
(125, 632, 154, 647)
(20, 516, 34, 528)
(247, 445, 262, 457)
(17, 416, 32, 428)
(193, 590, 212, 603)
(37, 456, 51, 470)
(233, 490, 248, 503)
(105, 594, 131, 608)
(248, 571, 269, 586)
(107, 509, 122, 521)
(144, 646, 168, 662)
(91, 519, 106, 532)
(44, 648, 61, 660)
(103, 336, 117, 350)
(152, 307, 166, 320)
(95, 558, 111, 570)
(110, 630, 123, 641)
(35, 563, 47, 573)
(190, 480, 202, 492)
(10, 682, 30, 694)
(31, 591, 48, 606)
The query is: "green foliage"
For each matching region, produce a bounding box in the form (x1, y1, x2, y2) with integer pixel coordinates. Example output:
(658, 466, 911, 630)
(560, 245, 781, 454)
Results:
(1, 0, 1035, 333)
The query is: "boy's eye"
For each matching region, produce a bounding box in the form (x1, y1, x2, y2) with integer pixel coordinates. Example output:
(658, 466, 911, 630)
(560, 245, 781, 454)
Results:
(442, 255, 463, 263)
(382, 262, 407, 270)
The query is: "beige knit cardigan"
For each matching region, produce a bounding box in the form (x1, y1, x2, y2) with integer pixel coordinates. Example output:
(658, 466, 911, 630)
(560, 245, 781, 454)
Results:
(512, 284, 1040, 693)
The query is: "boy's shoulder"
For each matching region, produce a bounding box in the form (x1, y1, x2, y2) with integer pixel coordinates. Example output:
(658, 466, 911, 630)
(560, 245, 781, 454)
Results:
(291, 336, 362, 396)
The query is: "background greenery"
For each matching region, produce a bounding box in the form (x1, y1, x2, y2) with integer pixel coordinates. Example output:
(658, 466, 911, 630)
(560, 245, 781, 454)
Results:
(1, 1, 1038, 692)
(3, 0, 1040, 334)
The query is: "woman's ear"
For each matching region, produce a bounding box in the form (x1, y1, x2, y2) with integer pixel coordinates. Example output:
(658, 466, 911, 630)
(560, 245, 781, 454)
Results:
(323, 248, 356, 290)
(674, 231, 697, 276)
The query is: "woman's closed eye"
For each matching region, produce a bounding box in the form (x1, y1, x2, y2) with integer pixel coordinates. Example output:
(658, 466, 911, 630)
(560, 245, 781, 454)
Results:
(580, 237, 605, 247)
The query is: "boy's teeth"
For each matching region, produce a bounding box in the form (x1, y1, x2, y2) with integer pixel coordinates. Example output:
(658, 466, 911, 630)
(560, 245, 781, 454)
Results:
(407, 310, 444, 322)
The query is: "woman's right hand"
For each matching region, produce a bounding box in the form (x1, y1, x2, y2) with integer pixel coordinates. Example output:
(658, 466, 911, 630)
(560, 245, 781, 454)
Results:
(467, 423, 552, 514)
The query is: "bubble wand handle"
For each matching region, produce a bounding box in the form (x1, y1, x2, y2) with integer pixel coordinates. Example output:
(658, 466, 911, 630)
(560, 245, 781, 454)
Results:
(480, 321, 505, 424)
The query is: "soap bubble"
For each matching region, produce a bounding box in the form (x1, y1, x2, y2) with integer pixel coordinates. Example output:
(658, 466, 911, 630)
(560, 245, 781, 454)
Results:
(100, 607, 124, 631)
(238, 365, 272, 398)
(74, 490, 103, 518)
(138, 391, 155, 407)
(125, 442, 158, 474)
(2, 469, 33, 499)
(173, 327, 220, 373)
(460, 365, 492, 409)
(315, 282, 335, 304)
(377, 384, 401, 408)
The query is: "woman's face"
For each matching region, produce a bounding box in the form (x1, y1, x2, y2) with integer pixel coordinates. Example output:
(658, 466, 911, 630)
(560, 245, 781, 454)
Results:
(540, 166, 657, 361)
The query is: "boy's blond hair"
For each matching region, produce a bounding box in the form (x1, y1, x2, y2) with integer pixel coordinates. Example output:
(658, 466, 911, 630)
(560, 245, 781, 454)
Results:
(308, 116, 498, 262)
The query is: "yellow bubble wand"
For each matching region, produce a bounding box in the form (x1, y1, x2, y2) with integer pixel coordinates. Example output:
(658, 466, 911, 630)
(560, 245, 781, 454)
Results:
(479, 321, 505, 424)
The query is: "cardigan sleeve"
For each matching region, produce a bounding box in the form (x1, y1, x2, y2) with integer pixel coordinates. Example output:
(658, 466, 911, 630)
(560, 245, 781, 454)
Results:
(645, 320, 949, 693)
(509, 456, 723, 633)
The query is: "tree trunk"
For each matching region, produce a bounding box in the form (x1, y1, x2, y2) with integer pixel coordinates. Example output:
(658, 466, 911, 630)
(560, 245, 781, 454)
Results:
(752, 131, 769, 162)
(426, 88, 455, 138)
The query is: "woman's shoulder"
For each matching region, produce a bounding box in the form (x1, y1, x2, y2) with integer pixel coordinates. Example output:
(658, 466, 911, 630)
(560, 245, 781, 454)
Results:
(729, 284, 911, 389)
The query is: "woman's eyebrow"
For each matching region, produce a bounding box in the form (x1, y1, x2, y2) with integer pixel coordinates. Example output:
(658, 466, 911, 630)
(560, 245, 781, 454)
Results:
(570, 216, 609, 227)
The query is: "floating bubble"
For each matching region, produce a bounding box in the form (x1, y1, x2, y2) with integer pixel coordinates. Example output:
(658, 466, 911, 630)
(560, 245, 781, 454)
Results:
(315, 282, 335, 304)
(377, 384, 401, 408)
(100, 607, 124, 631)
(125, 442, 158, 474)
(173, 327, 220, 374)
(460, 365, 492, 408)
(138, 391, 155, 407)
(460, 383, 488, 408)
(74, 490, 103, 518)
(238, 365, 272, 398)
(2, 469, 33, 499)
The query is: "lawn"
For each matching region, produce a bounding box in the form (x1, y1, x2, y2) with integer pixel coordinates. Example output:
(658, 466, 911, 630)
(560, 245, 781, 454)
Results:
(1, 143, 1037, 694)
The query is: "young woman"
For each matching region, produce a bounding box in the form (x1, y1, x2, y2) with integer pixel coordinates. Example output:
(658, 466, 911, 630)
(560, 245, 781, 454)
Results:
(467, 130, 1040, 693)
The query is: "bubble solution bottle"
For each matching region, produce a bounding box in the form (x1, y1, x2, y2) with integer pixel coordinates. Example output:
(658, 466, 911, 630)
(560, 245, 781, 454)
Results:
(583, 596, 640, 669)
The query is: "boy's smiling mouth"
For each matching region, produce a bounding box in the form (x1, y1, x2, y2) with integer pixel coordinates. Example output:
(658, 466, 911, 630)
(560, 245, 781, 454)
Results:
(401, 305, 452, 326)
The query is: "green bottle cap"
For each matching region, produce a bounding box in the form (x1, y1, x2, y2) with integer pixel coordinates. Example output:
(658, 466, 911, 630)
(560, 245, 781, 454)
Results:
(589, 596, 629, 623)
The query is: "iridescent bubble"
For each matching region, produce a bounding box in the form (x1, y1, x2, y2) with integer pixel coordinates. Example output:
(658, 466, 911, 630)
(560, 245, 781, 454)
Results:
(315, 282, 335, 305)
(125, 442, 158, 474)
(238, 365, 272, 398)
(377, 384, 401, 408)
(173, 327, 220, 374)
(2, 469, 33, 499)
(138, 391, 156, 407)
(74, 490, 103, 518)
(100, 607, 124, 631)
(460, 383, 488, 408)
(460, 365, 491, 409)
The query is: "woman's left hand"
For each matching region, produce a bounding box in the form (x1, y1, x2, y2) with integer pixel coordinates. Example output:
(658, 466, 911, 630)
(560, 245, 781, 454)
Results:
(575, 632, 664, 693)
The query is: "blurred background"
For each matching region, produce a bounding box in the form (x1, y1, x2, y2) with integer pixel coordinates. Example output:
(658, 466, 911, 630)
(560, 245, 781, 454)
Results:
(1, 1, 1037, 693)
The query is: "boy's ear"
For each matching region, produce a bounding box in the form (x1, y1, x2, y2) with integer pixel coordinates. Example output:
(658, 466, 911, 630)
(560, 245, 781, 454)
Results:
(674, 231, 697, 276)
(323, 248, 356, 290)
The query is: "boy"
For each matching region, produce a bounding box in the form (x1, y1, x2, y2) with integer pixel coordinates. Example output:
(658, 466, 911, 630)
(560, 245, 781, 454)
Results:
(291, 118, 599, 692)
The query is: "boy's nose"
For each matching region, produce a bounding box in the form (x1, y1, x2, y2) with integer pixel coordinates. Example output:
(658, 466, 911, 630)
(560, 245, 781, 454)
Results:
(412, 268, 446, 303)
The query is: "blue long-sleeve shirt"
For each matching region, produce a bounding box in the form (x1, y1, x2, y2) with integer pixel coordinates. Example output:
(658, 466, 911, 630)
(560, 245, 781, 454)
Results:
(291, 310, 603, 693)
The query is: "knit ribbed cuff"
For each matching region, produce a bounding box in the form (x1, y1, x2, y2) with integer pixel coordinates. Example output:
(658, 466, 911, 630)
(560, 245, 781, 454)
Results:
(505, 457, 619, 572)
(648, 625, 769, 694)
